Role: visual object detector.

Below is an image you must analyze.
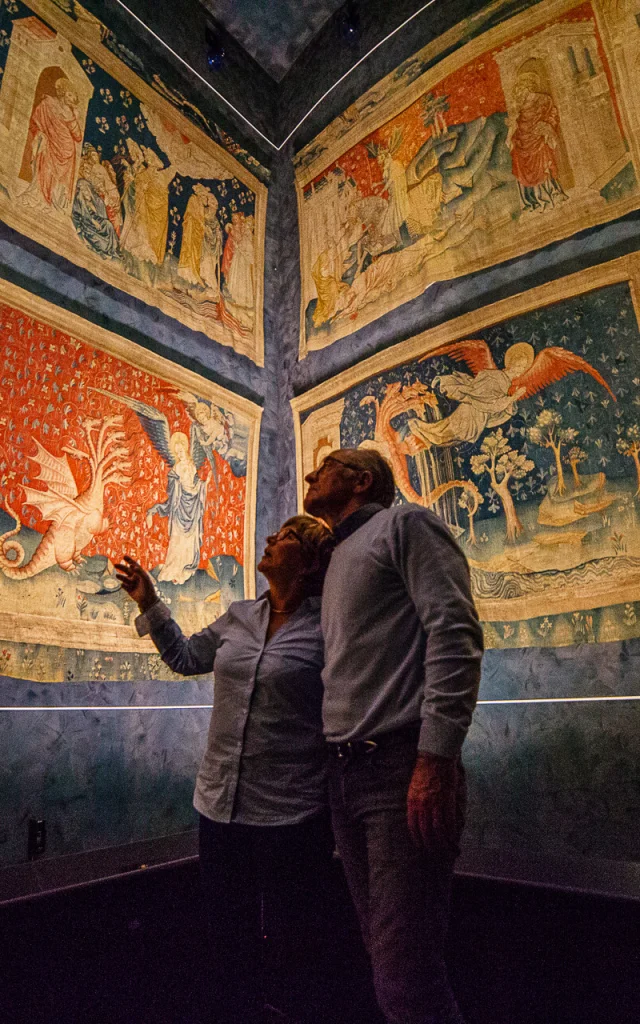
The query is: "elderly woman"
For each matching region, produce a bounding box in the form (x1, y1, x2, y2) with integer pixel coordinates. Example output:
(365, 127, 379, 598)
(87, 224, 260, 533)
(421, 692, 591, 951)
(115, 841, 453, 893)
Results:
(115, 515, 335, 1024)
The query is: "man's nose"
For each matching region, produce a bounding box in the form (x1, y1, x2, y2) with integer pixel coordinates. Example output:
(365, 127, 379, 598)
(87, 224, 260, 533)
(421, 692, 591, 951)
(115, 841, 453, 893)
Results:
(305, 470, 317, 483)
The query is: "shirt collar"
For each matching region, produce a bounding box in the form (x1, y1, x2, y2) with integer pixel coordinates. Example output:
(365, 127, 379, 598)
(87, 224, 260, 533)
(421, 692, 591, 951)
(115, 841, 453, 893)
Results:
(257, 591, 322, 614)
(333, 503, 385, 544)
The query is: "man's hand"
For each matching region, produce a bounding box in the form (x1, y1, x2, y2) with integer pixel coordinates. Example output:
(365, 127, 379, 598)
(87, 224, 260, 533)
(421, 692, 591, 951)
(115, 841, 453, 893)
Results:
(407, 753, 465, 858)
(114, 555, 158, 614)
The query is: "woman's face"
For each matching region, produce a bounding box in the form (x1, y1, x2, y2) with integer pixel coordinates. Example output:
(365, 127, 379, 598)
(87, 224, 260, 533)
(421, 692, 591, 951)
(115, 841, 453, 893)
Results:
(257, 525, 308, 583)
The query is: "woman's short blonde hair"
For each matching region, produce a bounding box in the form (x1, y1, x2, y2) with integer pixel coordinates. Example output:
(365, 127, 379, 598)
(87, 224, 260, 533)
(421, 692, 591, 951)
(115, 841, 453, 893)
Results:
(281, 514, 335, 595)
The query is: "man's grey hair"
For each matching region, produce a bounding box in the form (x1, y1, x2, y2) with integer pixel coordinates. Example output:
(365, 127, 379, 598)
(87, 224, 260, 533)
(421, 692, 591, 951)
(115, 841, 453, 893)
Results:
(334, 448, 396, 508)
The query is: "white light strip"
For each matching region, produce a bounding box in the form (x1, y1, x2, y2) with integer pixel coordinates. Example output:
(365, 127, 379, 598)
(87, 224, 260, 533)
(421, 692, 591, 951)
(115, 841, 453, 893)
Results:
(477, 695, 640, 705)
(0, 695, 639, 711)
(112, 0, 278, 149)
(277, 0, 439, 150)
(111, 0, 439, 151)
(0, 704, 214, 711)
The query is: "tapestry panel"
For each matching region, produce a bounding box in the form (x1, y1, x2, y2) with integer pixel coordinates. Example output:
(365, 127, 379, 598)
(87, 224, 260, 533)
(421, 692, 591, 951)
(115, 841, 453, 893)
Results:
(48, 0, 271, 185)
(295, 0, 640, 355)
(0, 0, 267, 363)
(292, 253, 640, 649)
(0, 278, 261, 681)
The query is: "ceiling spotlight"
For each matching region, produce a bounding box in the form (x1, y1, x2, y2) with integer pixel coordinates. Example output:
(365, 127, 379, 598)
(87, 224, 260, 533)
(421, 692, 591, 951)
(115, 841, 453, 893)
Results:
(206, 24, 226, 71)
(340, 2, 361, 46)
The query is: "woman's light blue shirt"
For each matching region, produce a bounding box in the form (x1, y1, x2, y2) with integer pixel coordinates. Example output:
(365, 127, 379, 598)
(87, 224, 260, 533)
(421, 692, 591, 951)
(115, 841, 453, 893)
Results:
(136, 594, 327, 825)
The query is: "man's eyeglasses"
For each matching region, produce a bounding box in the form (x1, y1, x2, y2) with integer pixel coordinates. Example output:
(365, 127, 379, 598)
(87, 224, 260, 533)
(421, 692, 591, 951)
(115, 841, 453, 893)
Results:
(314, 456, 364, 477)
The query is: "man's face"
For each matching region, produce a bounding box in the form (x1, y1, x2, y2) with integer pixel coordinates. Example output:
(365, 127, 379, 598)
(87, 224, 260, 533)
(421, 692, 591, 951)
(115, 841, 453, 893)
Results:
(304, 452, 361, 520)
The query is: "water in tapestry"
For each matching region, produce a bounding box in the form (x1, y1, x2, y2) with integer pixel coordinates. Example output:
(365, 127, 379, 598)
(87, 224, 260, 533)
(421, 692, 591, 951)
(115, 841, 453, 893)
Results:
(0, 282, 259, 682)
(295, 0, 640, 354)
(297, 265, 640, 649)
(0, 0, 266, 363)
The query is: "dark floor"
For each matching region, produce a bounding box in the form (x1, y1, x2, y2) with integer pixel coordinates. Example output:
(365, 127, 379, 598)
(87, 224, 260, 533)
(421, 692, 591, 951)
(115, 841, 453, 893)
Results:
(1, 858, 638, 1024)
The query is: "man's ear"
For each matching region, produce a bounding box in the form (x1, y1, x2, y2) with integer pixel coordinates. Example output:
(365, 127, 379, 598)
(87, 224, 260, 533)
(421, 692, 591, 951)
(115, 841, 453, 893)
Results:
(353, 469, 374, 496)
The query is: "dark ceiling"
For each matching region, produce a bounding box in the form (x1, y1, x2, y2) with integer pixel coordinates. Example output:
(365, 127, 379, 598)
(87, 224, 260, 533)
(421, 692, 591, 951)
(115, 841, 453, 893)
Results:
(197, 0, 347, 81)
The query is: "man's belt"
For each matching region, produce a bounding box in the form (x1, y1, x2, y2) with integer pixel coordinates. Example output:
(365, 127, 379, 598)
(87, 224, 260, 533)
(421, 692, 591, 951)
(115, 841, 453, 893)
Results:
(328, 722, 421, 760)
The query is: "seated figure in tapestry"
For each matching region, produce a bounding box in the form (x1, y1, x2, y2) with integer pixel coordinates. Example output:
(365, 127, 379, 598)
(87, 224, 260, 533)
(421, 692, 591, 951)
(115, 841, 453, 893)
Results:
(69, 130, 254, 324)
(72, 143, 122, 258)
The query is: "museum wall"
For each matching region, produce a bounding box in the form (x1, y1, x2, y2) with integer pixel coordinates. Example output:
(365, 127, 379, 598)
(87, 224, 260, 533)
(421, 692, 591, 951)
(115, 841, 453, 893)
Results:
(0, 0, 284, 871)
(1, 0, 639, 898)
(280, 0, 640, 894)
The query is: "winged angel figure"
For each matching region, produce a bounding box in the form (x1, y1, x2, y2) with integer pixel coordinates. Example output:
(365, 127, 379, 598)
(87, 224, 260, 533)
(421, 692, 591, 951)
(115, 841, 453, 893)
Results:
(92, 389, 210, 585)
(408, 340, 615, 449)
(175, 392, 231, 467)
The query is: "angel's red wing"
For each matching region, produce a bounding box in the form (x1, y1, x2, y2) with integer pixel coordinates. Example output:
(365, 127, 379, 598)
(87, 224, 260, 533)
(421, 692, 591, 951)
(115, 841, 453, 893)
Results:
(510, 347, 616, 400)
(418, 339, 496, 375)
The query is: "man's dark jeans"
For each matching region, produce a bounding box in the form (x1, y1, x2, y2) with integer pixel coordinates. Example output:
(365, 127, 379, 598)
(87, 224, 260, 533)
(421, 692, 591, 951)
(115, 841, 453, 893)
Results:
(329, 730, 466, 1024)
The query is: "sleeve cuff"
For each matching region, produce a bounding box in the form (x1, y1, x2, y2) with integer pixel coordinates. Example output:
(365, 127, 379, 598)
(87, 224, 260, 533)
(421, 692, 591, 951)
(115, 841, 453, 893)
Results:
(135, 600, 171, 637)
(418, 713, 466, 759)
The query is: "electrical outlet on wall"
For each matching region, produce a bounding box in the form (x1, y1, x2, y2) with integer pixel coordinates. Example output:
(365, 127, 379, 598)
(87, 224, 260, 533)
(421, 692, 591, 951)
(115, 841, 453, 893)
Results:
(27, 819, 46, 860)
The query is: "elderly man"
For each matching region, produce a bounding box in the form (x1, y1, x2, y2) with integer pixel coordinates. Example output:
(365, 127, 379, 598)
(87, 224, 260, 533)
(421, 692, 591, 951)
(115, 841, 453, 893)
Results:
(304, 448, 483, 1024)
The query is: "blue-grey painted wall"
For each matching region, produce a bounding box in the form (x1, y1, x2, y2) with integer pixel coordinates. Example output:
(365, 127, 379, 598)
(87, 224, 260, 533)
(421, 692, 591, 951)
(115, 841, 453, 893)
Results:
(2, 0, 639, 894)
